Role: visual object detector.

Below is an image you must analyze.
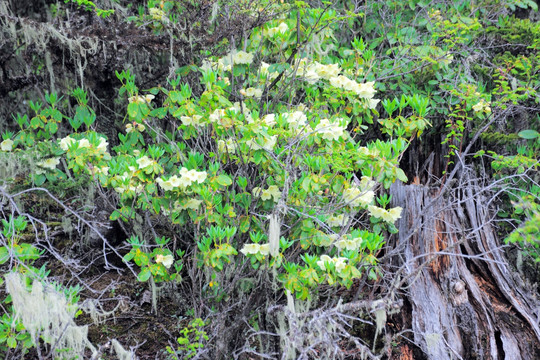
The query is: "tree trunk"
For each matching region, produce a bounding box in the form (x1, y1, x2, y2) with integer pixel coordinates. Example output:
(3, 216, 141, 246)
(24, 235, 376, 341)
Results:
(388, 173, 540, 359)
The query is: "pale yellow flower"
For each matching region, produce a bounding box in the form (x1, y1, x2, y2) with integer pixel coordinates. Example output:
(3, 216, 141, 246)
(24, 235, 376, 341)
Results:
(156, 254, 174, 268)
(157, 175, 182, 191)
(344, 187, 374, 207)
(96, 137, 108, 153)
(136, 155, 154, 170)
(314, 63, 341, 80)
(1, 139, 14, 152)
(284, 111, 307, 129)
(368, 205, 403, 223)
(128, 94, 155, 104)
(245, 87, 263, 98)
(126, 123, 145, 133)
(355, 82, 376, 99)
(240, 243, 261, 255)
(38, 158, 60, 170)
(78, 139, 91, 148)
(327, 214, 348, 227)
(59, 136, 76, 151)
(315, 118, 346, 141)
(233, 51, 254, 65)
(261, 114, 276, 126)
(317, 255, 332, 270)
(180, 198, 203, 210)
(336, 238, 360, 251)
(218, 139, 237, 154)
(253, 185, 281, 202)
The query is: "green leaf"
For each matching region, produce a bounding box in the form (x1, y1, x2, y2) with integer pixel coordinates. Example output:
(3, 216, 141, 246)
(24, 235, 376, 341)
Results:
(0, 247, 8, 264)
(216, 174, 232, 186)
(6, 336, 16, 348)
(137, 268, 151, 282)
(396, 168, 408, 182)
(123, 251, 135, 262)
(110, 210, 121, 221)
(517, 129, 539, 139)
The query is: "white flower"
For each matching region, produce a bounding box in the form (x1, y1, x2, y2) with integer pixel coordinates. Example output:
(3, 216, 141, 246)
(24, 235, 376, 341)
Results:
(180, 115, 203, 126)
(314, 118, 347, 141)
(368, 205, 403, 223)
(59, 136, 76, 151)
(314, 63, 341, 80)
(37, 158, 60, 170)
(126, 123, 145, 133)
(1, 139, 14, 152)
(333, 257, 347, 272)
(244, 87, 263, 98)
(96, 137, 108, 153)
(261, 114, 276, 126)
(128, 94, 155, 104)
(246, 135, 277, 152)
(253, 185, 281, 202)
(93, 166, 109, 176)
(343, 187, 375, 207)
(472, 99, 491, 113)
(179, 198, 203, 210)
(179, 167, 207, 185)
(240, 243, 261, 255)
(157, 175, 182, 191)
(233, 51, 254, 65)
(136, 155, 154, 170)
(317, 255, 332, 270)
(327, 214, 348, 227)
(355, 82, 376, 99)
(368, 98, 380, 109)
(78, 139, 91, 148)
(336, 237, 360, 251)
(156, 254, 174, 268)
(218, 138, 237, 154)
(283, 111, 307, 129)
(317, 254, 348, 272)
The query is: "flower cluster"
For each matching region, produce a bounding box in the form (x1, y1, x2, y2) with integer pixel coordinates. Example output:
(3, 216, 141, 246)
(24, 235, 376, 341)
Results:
(128, 94, 155, 104)
(126, 122, 145, 133)
(245, 135, 277, 152)
(252, 185, 281, 202)
(180, 115, 203, 126)
(335, 236, 363, 251)
(329, 76, 376, 99)
(59, 135, 109, 155)
(265, 22, 288, 37)
(317, 255, 347, 272)
(326, 213, 349, 227)
(217, 138, 237, 154)
(240, 87, 263, 99)
(314, 118, 347, 141)
(368, 205, 403, 224)
(114, 168, 144, 195)
(259, 62, 279, 81)
(136, 155, 156, 170)
(37, 158, 60, 171)
(296, 60, 341, 83)
(472, 99, 491, 114)
(283, 111, 307, 130)
(0, 139, 14, 152)
(156, 167, 207, 191)
(240, 243, 270, 256)
(233, 51, 254, 65)
(155, 254, 174, 268)
(343, 176, 375, 208)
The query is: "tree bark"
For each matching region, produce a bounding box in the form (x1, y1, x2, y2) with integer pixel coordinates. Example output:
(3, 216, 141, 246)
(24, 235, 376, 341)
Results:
(388, 173, 540, 359)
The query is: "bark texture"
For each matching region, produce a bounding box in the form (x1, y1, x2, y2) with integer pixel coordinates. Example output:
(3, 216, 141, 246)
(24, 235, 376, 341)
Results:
(389, 175, 540, 359)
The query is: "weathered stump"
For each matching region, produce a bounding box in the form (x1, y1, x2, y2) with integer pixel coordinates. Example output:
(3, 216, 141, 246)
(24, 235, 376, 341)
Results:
(388, 179, 540, 359)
